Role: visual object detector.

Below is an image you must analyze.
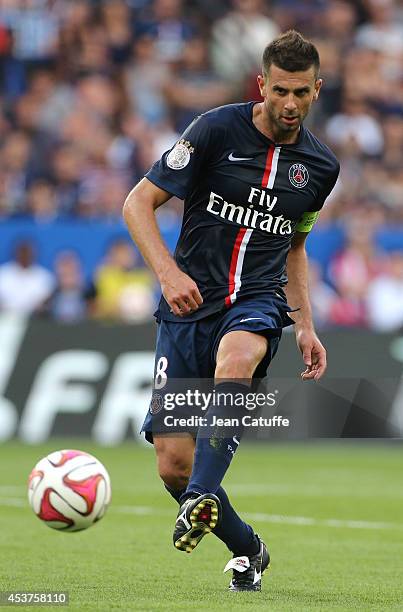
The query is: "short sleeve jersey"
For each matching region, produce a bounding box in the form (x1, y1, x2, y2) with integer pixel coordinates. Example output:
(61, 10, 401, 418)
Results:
(146, 102, 339, 321)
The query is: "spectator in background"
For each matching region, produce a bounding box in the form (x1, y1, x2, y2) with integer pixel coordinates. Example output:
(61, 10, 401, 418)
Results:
(12, 83, 56, 181)
(29, 68, 75, 136)
(211, 0, 279, 87)
(320, 1, 358, 50)
(271, 0, 326, 33)
(74, 21, 111, 75)
(58, 73, 129, 217)
(135, 0, 195, 62)
(325, 96, 384, 158)
(94, 239, 155, 322)
(328, 216, 385, 327)
(311, 39, 343, 120)
(382, 115, 403, 169)
(101, 0, 133, 66)
(355, 0, 403, 54)
(0, 131, 32, 215)
(308, 260, 338, 330)
(95, 174, 132, 219)
(163, 36, 233, 132)
(366, 251, 403, 332)
(47, 251, 92, 323)
(340, 47, 383, 110)
(328, 287, 368, 328)
(0, 0, 61, 65)
(125, 34, 171, 125)
(119, 113, 180, 186)
(26, 179, 57, 220)
(57, 0, 92, 52)
(0, 240, 55, 315)
(0, 16, 26, 101)
(376, 166, 403, 223)
(50, 144, 84, 216)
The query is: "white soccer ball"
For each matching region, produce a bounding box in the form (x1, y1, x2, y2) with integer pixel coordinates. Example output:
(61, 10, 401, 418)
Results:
(28, 449, 112, 532)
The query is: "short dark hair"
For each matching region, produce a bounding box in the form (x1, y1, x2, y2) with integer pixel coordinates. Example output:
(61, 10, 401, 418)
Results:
(262, 30, 320, 78)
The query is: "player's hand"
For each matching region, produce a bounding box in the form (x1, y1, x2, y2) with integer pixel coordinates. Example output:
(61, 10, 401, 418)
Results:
(295, 328, 327, 381)
(160, 266, 203, 317)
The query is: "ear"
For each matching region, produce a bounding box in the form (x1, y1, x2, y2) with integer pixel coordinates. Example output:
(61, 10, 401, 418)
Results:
(257, 74, 266, 97)
(313, 78, 323, 101)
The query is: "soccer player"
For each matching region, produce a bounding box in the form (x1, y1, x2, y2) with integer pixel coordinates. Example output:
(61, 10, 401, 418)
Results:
(123, 30, 339, 591)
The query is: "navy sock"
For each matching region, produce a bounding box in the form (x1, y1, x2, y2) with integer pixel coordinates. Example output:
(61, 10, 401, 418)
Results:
(214, 486, 260, 556)
(182, 382, 248, 499)
(164, 483, 258, 556)
(164, 483, 183, 503)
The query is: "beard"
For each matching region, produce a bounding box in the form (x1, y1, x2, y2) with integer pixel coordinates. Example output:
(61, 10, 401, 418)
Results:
(267, 103, 305, 135)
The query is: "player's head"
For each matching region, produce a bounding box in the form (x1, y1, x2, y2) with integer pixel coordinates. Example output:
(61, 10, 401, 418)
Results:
(258, 30, 322, 136)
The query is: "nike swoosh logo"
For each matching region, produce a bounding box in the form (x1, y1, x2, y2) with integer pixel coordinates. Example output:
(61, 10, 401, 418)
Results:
(177, 508, 191, 530)
(228, 153, 253, 161)
(239, 317, 263, 323)
(253, 568, 261, 584)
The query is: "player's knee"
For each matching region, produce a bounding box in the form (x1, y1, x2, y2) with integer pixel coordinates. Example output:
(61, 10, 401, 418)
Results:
(215, 348, 264, 379)
(157, 453, 191, 490)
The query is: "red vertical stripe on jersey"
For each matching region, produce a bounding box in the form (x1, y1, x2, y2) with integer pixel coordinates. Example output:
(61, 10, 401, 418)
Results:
(262, 144, 275, 188)
(225, 227, 247, 307)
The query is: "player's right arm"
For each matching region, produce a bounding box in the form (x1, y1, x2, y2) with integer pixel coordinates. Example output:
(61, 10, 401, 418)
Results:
(122, 177, 203, 317)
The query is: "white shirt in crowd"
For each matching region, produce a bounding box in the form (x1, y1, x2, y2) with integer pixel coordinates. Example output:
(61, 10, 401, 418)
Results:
(0, 262, 55, 315)
(367, 276, 403, 332)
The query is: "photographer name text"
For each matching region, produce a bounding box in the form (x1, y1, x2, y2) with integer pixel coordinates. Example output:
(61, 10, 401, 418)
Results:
(164, 415, 289, 428)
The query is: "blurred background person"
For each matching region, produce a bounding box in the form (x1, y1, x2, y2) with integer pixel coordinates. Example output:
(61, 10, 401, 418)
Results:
(366, 251, 403, 332)
(25, 179, 58, 221)
(308, 260, 338, 331)
(0, 131, 33, 216)
(163, 36, 233, 132)
(328, 216, 385, 327)
(94, 238, 155, 322)
(325, 96, 384, 158)
(135, 0, 196, 63)
(211, 0, 279, 88)
(0, 240, 55, 315)
(46, 250, 92, 323)
(355, 0, 403, 54)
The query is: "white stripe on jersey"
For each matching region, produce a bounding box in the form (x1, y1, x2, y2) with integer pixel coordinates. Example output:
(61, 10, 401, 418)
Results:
(267, 146, 281, 189)
(229, 228, 253, 304)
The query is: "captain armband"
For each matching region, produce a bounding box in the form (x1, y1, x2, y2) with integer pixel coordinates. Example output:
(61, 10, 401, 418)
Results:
(295, 211, 320, 233)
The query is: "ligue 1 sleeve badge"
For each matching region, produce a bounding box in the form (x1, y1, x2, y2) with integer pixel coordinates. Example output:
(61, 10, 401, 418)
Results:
(166, 139, 195, 170)
(289, 163, 309, 188)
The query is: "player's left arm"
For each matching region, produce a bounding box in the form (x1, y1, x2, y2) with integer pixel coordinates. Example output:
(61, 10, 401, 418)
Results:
(285, 230, 326, 381)
(285, 160, 340, 380)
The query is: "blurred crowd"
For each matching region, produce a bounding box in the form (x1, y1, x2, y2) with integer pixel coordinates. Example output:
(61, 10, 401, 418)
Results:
(0, 0, 403, 329)
(0, 237, 157, 323)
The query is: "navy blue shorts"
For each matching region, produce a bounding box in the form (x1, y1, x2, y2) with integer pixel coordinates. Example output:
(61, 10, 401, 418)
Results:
(141, 295, 294, 442)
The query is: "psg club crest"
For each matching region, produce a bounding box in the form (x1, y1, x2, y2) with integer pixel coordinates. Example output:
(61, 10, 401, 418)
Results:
(289, 163, 309, 189)
(150, 393, 163, 414)
(166, 139, 194, 170)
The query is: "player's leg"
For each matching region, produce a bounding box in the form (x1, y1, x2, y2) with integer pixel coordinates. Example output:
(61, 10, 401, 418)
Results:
(154, 433, 221, 553)
(154, 433, 194, 494)
(215, 330, 268, 379)
(184, 330, 267, 497)
(173, 330, 269, 550)
(156, 432, 269, 563)
(180, 330, 271, 590)
(144, 319, 225, 552)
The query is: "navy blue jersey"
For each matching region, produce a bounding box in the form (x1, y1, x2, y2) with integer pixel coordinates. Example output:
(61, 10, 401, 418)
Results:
(146, 102, 340, 321)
